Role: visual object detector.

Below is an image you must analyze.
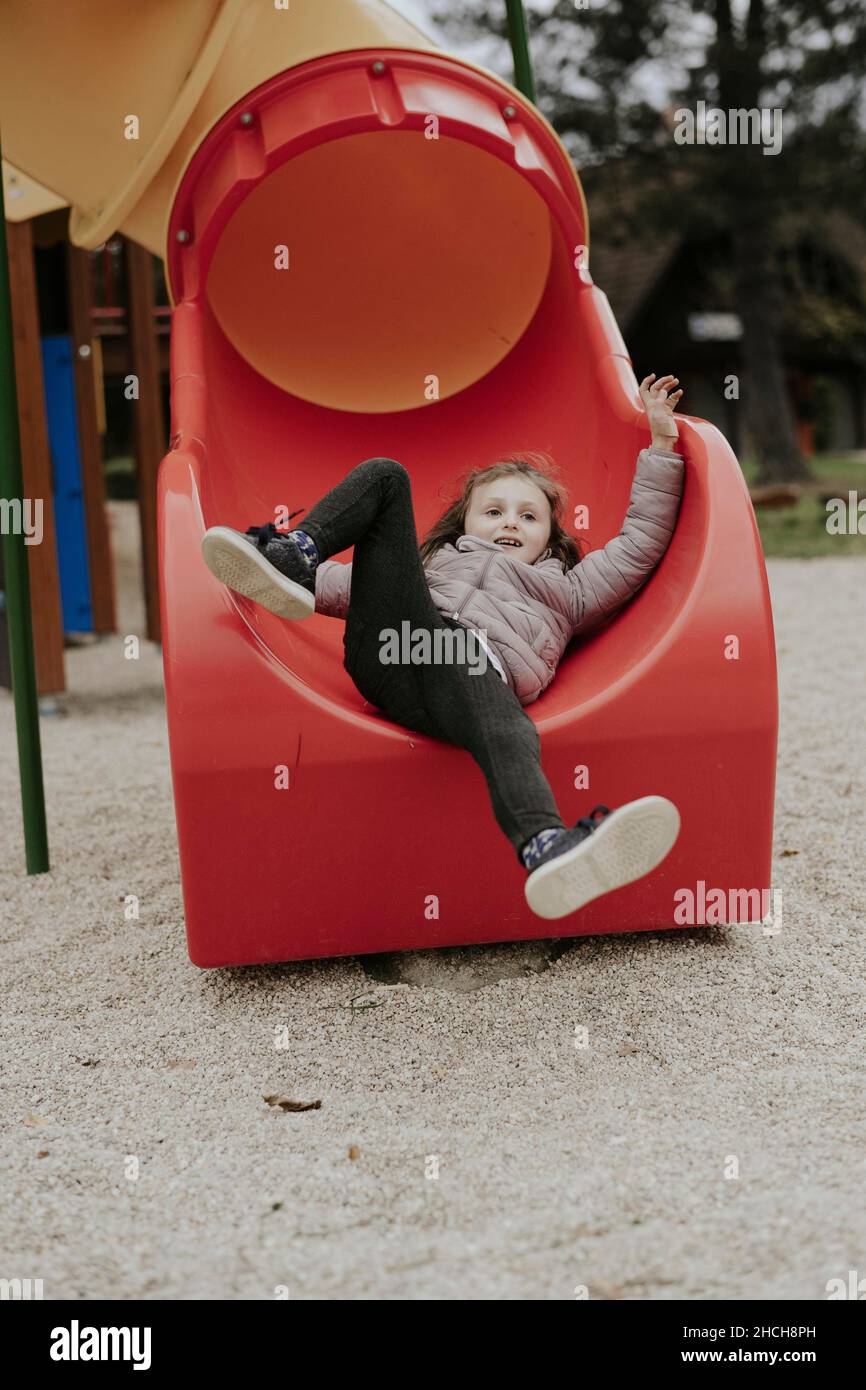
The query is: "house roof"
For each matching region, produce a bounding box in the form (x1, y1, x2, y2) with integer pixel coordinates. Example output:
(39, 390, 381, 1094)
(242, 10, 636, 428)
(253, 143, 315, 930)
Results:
(578, 158, 686, 329)
(578, 157, 866, 332)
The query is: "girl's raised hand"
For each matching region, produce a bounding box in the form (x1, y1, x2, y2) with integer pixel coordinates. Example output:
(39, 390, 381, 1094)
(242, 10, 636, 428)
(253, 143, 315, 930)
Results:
(639, 373, 684, 445)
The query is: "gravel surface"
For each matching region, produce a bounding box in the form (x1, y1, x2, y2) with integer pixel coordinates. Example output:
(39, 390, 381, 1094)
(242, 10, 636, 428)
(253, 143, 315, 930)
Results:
(1, 501, 863, 1300)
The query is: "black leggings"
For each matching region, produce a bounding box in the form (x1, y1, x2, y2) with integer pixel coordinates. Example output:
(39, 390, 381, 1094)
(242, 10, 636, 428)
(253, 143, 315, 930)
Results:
(298, 458, 566, 863)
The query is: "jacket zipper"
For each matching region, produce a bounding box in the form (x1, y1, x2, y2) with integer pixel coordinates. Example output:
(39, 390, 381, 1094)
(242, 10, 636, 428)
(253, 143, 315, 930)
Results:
(453, 549, 497, 623)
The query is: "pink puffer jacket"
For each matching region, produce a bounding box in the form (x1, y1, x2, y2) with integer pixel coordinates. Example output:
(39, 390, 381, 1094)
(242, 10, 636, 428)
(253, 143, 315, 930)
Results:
(314, 446, 685, 706)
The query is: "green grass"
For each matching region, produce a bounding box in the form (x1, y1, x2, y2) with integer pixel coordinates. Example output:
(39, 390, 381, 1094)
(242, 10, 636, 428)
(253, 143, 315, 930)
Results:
(738, 452, 866, 558)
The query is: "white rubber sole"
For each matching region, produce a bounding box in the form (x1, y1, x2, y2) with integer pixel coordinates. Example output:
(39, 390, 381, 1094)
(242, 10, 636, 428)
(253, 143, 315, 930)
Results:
(200, 526, 315, 620)
(524, 795, 681, 921)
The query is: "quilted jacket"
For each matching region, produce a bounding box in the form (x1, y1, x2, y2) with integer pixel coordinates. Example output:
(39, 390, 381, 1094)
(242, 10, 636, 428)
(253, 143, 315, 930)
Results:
(313, 446, 685, 706)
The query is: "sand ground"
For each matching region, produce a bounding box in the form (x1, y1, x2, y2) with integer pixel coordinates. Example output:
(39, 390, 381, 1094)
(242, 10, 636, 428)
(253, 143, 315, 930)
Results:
(1, 500, 863, 1300)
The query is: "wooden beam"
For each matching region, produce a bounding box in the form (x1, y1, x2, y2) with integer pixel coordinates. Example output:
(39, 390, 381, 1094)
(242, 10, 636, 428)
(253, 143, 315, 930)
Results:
(66, 242, 116, 634)
(5, 217, 65, 693)
(124, 237, 165, 644)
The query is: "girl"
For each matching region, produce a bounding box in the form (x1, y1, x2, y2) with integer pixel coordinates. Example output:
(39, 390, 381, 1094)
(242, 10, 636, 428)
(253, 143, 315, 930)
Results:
(201, 373, 686, 922)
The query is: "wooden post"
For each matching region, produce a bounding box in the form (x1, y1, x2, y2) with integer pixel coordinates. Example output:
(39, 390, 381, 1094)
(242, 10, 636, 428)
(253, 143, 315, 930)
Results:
(66, 242, 116, 634)
(5, 217, 65, 692)
(1, 130, 50, 869)
(125, 237, 165, 644)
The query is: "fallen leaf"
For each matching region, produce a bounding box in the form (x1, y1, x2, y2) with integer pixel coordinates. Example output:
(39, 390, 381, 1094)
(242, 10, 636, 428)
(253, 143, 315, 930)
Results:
(263, 1094, 322, 1113)
(23, 1113, 48, 1127)
(348, 1145, 361, 1160)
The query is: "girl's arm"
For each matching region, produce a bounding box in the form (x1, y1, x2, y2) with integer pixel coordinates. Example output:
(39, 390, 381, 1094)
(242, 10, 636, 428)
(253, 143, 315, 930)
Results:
(566, 367, 686, 635)
(641, 372, 683, 451)
(566, 446, 685, 636)
(314, 559, 352, 619)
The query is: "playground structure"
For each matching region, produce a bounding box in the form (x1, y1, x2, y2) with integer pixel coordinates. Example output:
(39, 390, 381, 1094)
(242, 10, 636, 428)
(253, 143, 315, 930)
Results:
(0, 179, 169, 686)
(0, 0, 777, 961)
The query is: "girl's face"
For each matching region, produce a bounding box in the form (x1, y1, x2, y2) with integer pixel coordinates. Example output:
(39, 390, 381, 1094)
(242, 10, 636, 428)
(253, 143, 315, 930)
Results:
(463, 475, 552, 565)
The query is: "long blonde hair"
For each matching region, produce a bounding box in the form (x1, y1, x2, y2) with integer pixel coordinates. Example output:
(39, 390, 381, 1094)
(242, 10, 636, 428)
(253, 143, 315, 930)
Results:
(419, 451, 586, 572)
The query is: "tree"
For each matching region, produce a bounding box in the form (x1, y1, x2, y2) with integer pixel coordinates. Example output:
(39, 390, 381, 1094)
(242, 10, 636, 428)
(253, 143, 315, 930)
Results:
(427, 0, 866, 483)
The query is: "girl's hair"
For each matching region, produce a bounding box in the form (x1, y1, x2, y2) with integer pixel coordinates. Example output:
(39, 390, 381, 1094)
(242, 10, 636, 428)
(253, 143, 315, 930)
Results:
(418, 451, 588, 572)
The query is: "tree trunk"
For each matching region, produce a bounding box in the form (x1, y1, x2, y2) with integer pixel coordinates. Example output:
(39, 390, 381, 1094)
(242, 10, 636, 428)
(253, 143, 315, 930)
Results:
(714, 0, 810, 484)
(730, 217, 810, 483)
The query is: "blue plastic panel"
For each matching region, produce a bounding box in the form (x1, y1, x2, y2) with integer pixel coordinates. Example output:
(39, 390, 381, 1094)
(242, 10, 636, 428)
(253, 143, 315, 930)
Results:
(41, 334, 93, 633)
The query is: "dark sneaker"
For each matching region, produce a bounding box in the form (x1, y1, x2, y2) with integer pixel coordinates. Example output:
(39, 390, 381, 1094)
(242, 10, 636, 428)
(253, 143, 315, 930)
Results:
(524, 797, 681, 920)
(201, 522, 316, 620)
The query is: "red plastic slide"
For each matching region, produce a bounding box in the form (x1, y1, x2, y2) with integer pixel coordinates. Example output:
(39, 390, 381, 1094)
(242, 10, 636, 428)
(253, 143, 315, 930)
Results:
(158, 49, 778, 966)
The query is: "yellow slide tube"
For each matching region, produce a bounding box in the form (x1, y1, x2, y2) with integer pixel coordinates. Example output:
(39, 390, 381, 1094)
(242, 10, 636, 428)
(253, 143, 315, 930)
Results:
(0, 0, 475, 257)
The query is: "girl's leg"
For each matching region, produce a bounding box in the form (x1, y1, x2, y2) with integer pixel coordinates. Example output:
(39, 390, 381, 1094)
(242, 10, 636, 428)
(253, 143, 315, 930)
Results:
(299, 457, 440, 638)
(415, 628, 566, 863)
(300, 458, 455, 726)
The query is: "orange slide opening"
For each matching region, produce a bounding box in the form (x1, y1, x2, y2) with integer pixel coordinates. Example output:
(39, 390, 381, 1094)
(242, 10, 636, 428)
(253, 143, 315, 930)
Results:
(207, 129, 553, 413)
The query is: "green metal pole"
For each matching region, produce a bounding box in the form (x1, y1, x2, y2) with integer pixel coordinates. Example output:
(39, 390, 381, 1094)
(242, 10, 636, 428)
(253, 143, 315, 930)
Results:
(0, 121, 50, 873)
(504, 0, 537, 105)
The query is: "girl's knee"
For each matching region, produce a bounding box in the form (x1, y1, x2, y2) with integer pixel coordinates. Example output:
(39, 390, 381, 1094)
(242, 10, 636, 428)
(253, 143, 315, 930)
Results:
(358, 457, 408, 482)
